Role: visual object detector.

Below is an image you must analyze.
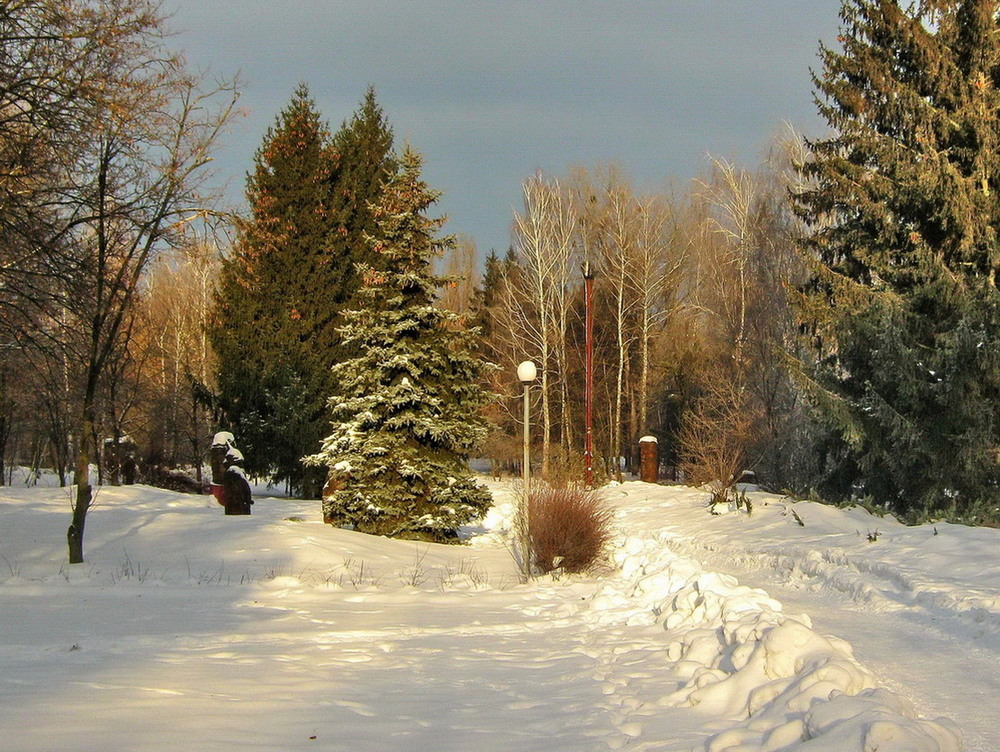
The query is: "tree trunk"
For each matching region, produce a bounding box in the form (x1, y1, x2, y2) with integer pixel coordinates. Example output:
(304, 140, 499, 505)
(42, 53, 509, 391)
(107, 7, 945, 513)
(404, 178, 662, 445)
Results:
(68, 377, 98, 564)
(540, 337, 552, 479)
(639, 307, 650, 435)
(626, 356, 637, 474)
(191, 394, 203, 484)
(558, 323, 571, 459)
(68, 431, 92, 563)
(613, 271, 627, 483)
(67, 482, 90, 564)
(0, 417, 8, 487)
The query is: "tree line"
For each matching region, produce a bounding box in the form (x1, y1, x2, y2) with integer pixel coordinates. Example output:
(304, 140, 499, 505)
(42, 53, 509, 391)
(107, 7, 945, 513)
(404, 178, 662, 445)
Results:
(476, 0, 1000, 527)
(0, 0, 239, 562)
(3, 0, 999, 565)
(473, 152, 809, 497)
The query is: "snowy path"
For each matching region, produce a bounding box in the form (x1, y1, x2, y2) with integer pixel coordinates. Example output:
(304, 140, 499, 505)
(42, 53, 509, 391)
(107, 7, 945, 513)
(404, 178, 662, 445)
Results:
(0, 485, 710, 751)
(1, 555, 710, 750)
(0, 480, 986, 751)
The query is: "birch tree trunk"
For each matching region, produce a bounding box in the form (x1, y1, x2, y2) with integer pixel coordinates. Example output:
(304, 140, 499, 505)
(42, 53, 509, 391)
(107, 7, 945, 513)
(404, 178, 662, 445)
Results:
(604, 187, 638, 482)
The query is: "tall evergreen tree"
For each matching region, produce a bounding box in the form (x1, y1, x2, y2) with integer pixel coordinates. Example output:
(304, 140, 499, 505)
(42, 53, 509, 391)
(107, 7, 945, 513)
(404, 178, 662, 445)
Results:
(211, 85, 393, 495)
(469, 248, 517, 351)
(306, 147, 493, 541)
(328, 86, 395, 305)
(795, 0, 1000, 519)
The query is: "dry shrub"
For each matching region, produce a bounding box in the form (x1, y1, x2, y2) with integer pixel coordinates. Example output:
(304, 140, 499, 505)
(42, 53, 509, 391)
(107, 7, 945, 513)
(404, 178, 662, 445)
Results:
(528, 486, 613, 574)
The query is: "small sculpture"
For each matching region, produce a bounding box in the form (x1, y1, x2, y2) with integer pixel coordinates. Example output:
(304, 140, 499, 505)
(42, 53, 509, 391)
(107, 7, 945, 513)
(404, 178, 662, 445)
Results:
(209, 431, 235, 506)
(221, 447, 253, 516)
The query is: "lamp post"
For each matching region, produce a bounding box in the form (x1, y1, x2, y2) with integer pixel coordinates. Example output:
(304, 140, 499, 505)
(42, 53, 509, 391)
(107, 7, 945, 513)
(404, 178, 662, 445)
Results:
(582, 261, 595, 487)
(516, 361, 538, 581)
(517, 360, 537, 491)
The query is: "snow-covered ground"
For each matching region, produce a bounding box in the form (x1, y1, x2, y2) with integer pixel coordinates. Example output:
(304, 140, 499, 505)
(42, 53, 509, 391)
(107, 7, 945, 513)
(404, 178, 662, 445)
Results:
(0, 476, 994, 751)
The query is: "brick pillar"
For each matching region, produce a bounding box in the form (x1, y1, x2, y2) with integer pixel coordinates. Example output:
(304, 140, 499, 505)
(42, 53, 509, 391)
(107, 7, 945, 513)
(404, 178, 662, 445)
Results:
(639, 436, 659, 483)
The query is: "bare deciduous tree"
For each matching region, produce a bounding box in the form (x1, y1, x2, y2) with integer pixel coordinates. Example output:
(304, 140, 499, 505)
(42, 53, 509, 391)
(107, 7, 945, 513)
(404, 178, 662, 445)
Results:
(628, 195, 684, 438)
(0, 0, 245, 564)
(138, 238, 220, 479)
(506, 173, 577, 478)
(679, 360, 759, 506)
(678, 150, 807, 493)
(601, 183, 640, 480)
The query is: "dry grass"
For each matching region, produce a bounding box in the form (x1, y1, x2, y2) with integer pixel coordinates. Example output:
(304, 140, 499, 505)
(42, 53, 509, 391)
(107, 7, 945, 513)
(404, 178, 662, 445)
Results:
(527, 486, 613, 574)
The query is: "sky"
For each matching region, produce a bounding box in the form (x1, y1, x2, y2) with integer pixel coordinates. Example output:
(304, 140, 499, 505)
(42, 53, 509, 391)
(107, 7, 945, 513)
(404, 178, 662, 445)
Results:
(166, 1, 845, 257)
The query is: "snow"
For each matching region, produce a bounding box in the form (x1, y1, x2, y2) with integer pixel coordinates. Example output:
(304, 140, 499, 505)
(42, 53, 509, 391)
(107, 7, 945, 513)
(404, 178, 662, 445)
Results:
(0, 477, 994, 751)
(212, 432, 235, 447)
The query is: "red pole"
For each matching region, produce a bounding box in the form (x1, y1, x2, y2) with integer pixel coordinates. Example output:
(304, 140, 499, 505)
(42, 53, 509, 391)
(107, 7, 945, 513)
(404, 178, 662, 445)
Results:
(583, 262, 594, 487)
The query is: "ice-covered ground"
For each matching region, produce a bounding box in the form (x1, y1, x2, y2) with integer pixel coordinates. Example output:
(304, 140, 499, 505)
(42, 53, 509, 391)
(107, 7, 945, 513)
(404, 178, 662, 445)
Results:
(0, 477, 994, 751)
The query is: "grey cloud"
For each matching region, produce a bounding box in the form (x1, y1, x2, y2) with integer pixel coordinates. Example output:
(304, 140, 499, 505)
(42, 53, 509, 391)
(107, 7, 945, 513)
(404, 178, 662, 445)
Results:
(167, 0, 842, 254)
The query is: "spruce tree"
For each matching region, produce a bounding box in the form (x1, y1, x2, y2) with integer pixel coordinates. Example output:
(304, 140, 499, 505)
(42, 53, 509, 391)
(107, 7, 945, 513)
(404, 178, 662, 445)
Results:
(328, 86, 395, 306)
(306, 146, 493, 541)
(795, 0, 1000, 519)
(211, 85, 393, 495)
(468, 248, 516, 367)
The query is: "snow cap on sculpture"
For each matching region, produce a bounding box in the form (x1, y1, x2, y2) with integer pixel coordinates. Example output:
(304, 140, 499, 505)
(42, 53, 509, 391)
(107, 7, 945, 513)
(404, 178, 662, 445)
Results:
(212, 431, 235, 449)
